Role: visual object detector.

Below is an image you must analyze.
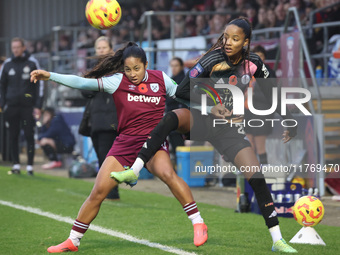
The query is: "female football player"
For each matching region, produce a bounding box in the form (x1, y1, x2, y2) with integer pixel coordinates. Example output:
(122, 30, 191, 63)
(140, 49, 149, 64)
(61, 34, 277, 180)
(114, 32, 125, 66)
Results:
(112, 18, 297, 253)
(30, 42, 208, 253)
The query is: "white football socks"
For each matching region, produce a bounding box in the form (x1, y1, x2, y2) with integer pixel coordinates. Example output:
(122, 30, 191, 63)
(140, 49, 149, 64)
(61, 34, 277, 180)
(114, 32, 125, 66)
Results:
(189, 212, 204, 225)
(26, 165, 33, 172)
(69, 230, 83, 247)
(131, 157, 144, 176)
(269, 225, 283, 243)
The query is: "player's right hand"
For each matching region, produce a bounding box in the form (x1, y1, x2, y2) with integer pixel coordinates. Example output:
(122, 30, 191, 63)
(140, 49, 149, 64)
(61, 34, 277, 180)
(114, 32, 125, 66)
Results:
(30, 70, 51, 83)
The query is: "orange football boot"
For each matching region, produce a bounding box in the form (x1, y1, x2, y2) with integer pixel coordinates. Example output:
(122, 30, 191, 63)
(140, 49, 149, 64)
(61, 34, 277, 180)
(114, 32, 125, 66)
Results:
(47, 239, 78, 253)
(193, 223, 208, 247)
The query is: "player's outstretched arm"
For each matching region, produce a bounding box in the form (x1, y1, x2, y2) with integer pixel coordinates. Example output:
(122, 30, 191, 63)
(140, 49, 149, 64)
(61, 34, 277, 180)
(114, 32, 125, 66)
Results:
(30, 70, 100, 91)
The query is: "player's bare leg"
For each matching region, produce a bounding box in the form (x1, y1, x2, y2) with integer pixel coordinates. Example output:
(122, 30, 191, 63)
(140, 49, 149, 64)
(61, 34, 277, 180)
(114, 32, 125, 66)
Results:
(233, 147, 297, 253)
(47, 156, 124, 253)
(147, 150, 207, 247)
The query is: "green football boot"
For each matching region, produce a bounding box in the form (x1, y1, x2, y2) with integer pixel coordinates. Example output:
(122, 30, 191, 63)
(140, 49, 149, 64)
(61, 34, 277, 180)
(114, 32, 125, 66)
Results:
(110, 167, 138, 187)
(272, 239, 297, 253)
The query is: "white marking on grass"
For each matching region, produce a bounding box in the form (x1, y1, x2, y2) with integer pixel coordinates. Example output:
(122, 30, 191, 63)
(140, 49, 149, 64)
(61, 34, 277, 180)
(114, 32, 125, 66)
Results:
(0, 200, 197, 255)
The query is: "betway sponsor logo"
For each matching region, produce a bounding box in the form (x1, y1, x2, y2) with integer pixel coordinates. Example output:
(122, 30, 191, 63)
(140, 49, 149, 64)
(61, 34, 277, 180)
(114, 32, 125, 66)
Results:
(127, 93, 161, 105)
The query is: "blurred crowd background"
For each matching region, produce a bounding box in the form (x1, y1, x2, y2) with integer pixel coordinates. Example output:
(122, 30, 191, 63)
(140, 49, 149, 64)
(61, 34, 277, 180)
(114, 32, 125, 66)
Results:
(14, 0, 339, 56)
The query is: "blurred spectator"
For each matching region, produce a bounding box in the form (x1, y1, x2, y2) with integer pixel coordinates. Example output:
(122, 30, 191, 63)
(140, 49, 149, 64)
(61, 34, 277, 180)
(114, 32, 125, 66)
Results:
(171, 0, 190, 11)
(289, 0, 306, 21)
(133, 27, 142, 41)
(266, 9, 281, 38)
(254, 7, 269, 30)
(38, 107, 75, 169)
(158, 15, 171, 38)
(0, 37, 44, 175)
(283, 1, 291, 13)
(156, 0, 171, 10)
(310, 0, 340, 53)
(275, 3, 287, 27)
(196, 15, 210, 35)
(88, 29, 101, 45)
(209, 13, 227, 34)
(185, 21, 197, 37)
(322, 0, 340, 38)
(174, 18, 187, 38)
(118, 26, 131, 43)
(302, 2, 316, 25)
(77, 31, 92, 49)
(211, 0, 235, 11)
(152, 26, 164, 40)
(59, 35, 71, 51)
(220, 0, 236, 10)
(129, 6, 142, 23)
(267, 9, 279, 27)
(35, 40, 49, 53)
(235, 0, 247, 13)
(256, 0, 269, 9)
(245, 4, 258, 28)
(166, 57, 188, 164)
(25, 40, 35, 54)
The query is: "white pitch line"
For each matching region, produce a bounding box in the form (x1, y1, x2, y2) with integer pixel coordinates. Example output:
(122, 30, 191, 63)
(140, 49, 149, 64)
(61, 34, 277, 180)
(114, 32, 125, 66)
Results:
(0, 200, 197, 255)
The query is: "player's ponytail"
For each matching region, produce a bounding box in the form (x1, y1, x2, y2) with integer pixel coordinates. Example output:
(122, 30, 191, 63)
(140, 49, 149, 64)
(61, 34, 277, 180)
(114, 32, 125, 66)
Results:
(84, 41, 146, 78)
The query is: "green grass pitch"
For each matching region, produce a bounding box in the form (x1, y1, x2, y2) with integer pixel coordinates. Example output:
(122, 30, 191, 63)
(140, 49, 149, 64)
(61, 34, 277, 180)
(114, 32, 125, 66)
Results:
(0, 166, 339, 255)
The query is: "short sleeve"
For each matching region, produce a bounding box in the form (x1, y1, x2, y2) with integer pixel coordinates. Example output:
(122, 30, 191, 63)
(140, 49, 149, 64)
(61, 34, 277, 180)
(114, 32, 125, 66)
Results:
(100, 73, 124, 94)
(162, 71, 177, 97)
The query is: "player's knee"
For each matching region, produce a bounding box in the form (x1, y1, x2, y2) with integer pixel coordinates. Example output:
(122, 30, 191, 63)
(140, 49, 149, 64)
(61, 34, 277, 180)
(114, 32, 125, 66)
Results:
(157, 169, 176, 184)
(173, 109, 190, 132)
(88, 187, 108, 203)
(163, 111, 179, 129)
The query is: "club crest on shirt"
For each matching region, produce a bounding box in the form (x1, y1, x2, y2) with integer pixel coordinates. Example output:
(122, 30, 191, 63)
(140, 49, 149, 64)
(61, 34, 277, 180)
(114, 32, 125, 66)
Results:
(189, 63, 203, 78)
(150, 83, 159, 93)
(241, 74, 251, 84)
